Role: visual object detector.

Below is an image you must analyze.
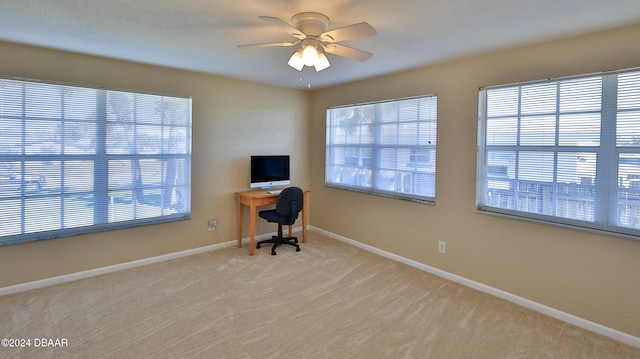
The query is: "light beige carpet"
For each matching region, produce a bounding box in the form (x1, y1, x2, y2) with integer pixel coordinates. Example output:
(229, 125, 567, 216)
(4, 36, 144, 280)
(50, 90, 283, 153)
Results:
(1, 230, 638, 358)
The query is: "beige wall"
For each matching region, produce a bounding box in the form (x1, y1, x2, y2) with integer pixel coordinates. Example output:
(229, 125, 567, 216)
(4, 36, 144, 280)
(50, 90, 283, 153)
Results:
(0, 41, 311, 287)
(310, 23, 640, 337)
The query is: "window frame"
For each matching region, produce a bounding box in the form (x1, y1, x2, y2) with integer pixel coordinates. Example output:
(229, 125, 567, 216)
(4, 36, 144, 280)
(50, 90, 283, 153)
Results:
(325, 95, 438, 203)
(0, 77, 192, 245)
(477, 68, 640, 240)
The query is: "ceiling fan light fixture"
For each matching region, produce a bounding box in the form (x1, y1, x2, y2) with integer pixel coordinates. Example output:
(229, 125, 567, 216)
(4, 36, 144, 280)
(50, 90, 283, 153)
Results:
(287, 49, 304, 71)
(301, 45, 319, 67)
(314, 52, 330, 72)
(240, 12, 376, 84)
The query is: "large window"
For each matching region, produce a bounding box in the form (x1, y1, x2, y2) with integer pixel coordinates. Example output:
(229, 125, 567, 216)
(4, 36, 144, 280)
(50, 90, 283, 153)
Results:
(326, 96, 437, 202)
(0, 78, 191, 245)
(477, 69, 640, 238)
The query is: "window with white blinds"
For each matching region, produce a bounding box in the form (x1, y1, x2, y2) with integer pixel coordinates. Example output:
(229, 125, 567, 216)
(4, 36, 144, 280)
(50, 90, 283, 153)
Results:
(0, 78, 191, 245)
(477, 69, 640, 238)
(326, 96, 437, 202)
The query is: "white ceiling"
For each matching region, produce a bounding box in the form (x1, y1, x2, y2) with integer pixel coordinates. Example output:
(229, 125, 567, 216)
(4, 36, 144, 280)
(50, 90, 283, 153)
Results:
(1, 0, 640, 90)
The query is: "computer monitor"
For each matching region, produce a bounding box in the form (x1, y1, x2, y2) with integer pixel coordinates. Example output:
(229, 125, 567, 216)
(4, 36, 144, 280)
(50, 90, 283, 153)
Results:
(250, 155, 290, 189)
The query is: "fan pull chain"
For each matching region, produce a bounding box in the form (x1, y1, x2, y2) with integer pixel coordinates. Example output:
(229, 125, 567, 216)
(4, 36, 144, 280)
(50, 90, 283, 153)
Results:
(295, 66, 313, 89)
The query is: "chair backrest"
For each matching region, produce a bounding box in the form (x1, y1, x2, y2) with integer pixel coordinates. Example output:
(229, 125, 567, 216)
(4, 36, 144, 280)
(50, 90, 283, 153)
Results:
(275, 187, 304, 224)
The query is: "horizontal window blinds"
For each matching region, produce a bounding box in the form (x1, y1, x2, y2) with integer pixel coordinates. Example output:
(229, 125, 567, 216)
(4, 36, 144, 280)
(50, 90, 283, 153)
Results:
(478, 69, 640, 238)
(0, 78, 191, 245)
(326, 96, 437, 202)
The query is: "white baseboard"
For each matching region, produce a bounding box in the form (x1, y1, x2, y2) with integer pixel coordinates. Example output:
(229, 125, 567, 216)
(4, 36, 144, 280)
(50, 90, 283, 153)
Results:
(0, 243, 223, 297)
(309, 225, 640, 349)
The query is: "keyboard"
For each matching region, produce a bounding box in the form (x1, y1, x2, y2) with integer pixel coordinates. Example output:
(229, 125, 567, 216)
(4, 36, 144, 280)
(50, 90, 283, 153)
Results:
(267, 189, 282, 195)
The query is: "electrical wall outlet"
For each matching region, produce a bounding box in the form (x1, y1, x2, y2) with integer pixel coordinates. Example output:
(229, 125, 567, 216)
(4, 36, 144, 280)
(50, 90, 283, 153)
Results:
(208, 219, 218, 231)
(438, 241, 446, 254)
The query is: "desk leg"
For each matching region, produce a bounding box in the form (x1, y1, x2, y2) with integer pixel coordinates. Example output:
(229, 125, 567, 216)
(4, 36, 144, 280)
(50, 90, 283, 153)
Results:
(302, 192, 307, 243)
(237, 199, 243, 248)
(249, 203, 256, 256)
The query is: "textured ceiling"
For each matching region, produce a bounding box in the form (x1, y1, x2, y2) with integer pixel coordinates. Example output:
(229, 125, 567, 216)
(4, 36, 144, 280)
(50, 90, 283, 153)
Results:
(1, 0, 640, 89)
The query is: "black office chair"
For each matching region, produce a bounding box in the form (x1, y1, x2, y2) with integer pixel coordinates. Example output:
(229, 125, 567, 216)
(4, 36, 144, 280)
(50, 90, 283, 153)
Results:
(256, 187, 303, 255)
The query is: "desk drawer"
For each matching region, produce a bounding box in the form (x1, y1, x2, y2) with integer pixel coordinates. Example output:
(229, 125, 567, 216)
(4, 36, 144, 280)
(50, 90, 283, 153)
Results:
(258, 197, 278, 206)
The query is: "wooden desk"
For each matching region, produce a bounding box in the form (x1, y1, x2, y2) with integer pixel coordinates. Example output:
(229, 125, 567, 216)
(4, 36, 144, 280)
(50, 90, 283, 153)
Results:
(235, 189, 309, 256)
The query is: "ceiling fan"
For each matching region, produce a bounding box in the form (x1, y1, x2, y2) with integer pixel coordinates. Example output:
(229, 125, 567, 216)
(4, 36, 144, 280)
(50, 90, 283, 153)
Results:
(238, 12, 376, 72)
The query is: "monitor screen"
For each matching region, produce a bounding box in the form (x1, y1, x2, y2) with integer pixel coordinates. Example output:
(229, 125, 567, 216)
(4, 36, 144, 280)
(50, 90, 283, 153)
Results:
(250, 155, 290, 189)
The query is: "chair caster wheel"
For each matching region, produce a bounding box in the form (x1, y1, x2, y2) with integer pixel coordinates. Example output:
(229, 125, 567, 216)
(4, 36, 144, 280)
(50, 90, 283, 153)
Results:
(256, 244, 261, 249)
(296, 247, 301, 252)
(271, 251, 276, 256)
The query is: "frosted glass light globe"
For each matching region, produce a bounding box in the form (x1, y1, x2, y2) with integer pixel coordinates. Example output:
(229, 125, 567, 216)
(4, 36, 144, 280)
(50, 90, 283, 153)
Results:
(301, 45, 318, 66)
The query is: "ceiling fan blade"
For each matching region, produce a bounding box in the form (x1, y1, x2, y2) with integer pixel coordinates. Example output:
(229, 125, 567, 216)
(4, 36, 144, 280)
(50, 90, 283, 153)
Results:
(258, 16, 306, 40)
(238, 40, 300, 48)
(323, 43, 373, 62)
(320, 22, 376, 43)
